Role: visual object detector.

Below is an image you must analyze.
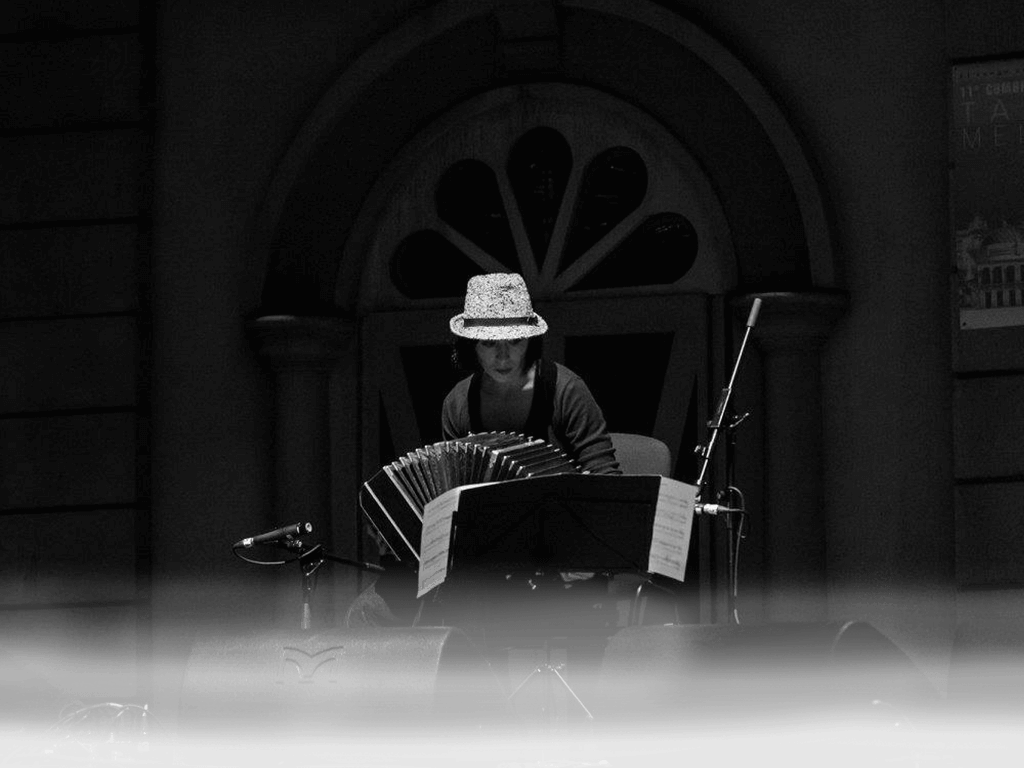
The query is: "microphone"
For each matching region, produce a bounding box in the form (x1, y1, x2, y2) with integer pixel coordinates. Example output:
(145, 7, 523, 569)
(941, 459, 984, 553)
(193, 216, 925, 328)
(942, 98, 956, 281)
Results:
(234, 522, 312, 548)
(695, 503, 742, 515)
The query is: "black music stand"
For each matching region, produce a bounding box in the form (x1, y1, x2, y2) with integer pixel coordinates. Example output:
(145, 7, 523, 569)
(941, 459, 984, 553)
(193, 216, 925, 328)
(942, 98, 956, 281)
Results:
(436, 474, 676, 723)
(448, 474, 662, 574)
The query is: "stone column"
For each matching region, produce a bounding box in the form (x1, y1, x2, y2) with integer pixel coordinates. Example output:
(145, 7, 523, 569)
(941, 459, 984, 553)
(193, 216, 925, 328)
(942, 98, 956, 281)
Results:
(248, 314, 356, 628)
(735, 291, 847, 622)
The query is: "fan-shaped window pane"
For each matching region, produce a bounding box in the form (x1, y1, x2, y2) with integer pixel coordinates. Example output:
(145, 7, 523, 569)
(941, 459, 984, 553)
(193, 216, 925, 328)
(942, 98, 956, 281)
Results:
(571, 213, 698, 291)
(384, 97, 718, 299)
(391, 229, 482, 299)
(562, 147, 647, 270)
(436, 159, 517, 269)
(507, 127, 572, 271)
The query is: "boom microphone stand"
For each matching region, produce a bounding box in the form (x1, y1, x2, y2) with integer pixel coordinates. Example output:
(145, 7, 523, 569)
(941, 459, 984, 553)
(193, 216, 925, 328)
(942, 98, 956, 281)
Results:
(693, 297, 761, 624)
(232, 523, 383, 630)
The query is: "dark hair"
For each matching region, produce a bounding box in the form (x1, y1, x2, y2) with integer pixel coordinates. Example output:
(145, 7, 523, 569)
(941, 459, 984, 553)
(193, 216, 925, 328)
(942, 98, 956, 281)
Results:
(451, 335, 544, 374)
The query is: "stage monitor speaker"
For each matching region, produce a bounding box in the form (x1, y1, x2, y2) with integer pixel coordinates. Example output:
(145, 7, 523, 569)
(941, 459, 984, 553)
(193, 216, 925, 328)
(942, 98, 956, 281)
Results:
(594, 621, 937, 722)
(948, 617, 1024, 712)
(1, 651, 77, 765)
(0, 648, 76, 730)
(946, 626, 1024, 765)
(178, 627, 506, 734)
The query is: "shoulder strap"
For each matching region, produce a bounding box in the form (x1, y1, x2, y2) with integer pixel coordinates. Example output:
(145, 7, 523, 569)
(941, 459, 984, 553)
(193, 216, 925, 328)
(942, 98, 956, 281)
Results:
(467, 373, 483, 434)
(523, 359, 557, 440)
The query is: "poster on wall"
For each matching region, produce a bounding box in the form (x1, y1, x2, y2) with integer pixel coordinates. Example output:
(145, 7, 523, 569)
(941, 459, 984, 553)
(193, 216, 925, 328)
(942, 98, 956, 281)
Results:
(951, 58, 1024, 330)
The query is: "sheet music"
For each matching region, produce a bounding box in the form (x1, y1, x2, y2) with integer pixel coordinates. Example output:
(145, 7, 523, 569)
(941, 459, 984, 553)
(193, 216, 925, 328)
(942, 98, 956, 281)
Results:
(417, 486, 461, 597)
(648, 477, 698, 582)
(417, 481, 497, 597)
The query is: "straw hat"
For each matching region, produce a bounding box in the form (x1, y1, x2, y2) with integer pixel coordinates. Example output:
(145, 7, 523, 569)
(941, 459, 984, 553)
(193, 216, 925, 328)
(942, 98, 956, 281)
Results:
(449, 273, 548, 340)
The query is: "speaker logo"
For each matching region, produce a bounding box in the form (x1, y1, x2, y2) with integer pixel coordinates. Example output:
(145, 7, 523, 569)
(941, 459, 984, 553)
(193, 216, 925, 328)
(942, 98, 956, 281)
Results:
(279, 645, 346, 685)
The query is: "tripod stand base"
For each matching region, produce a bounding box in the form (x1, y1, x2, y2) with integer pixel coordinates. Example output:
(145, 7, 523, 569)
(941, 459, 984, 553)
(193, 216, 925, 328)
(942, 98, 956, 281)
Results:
(507, 647, 598, 724)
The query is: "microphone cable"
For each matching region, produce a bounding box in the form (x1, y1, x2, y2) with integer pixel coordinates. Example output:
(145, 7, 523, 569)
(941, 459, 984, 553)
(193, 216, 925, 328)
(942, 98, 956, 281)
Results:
(230, 540, 306, 567)
(720, 485, 747, 625)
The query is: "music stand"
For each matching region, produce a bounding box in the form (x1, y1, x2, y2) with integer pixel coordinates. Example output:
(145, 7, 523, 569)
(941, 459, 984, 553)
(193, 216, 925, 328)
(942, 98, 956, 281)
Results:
(448, 474, 661, 574)
(438, 474, 669, 723)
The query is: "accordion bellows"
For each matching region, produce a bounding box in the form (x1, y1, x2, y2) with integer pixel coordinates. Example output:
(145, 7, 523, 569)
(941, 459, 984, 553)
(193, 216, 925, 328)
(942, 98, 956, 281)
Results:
(360, 432, 580, 561)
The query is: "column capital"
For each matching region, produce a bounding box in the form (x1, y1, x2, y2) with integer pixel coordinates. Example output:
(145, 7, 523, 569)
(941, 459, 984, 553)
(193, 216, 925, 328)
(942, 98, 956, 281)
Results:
(247, 314, 356, 371)
(731, 290, 848, 352)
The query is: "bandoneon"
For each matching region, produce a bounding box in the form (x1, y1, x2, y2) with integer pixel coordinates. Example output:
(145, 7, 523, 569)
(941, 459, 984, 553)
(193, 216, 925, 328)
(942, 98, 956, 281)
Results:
(359, 432, 580, 561)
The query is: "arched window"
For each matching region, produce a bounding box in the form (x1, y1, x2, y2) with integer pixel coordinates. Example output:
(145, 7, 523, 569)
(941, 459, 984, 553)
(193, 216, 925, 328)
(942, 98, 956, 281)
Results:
(355, 84, 730, 481)
(389, 128, 699, 299)
(354, 84, 733, 313)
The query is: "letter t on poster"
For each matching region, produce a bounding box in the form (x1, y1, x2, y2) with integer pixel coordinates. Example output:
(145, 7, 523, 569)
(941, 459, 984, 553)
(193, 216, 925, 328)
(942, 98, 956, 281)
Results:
(648, 477, 698, 582)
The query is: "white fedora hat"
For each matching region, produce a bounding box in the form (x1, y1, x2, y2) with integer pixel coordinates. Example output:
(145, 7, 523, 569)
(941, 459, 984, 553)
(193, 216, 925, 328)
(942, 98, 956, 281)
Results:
(449, 273, 548, 340)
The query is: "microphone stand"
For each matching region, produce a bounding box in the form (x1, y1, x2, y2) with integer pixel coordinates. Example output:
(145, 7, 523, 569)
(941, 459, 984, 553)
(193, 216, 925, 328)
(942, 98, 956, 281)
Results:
(297, 544, 325, 632)
(694, 297, 761, 624)
(295, 544, 386, 631)
(234, 530, 383, 631)
(720, 413, 748, 625)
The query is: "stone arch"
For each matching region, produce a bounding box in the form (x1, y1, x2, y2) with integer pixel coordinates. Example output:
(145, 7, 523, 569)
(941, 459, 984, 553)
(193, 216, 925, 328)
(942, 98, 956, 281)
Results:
(249, 0, 837, 314)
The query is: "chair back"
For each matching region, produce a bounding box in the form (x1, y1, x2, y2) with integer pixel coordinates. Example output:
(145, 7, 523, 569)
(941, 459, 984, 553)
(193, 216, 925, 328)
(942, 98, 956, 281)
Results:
(608, 432, 672, 476)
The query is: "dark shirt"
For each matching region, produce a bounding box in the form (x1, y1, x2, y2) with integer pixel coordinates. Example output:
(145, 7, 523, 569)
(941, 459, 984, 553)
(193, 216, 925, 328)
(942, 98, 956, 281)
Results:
(441, 359, 621, 475)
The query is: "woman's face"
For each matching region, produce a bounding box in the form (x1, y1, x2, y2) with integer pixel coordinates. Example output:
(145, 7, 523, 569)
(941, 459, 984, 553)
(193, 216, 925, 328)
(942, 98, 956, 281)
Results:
(475, 338, 529, 384)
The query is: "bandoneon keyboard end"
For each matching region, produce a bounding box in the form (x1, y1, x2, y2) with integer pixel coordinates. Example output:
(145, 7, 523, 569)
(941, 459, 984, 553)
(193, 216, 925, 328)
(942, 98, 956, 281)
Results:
(359, 432, 579, 562)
